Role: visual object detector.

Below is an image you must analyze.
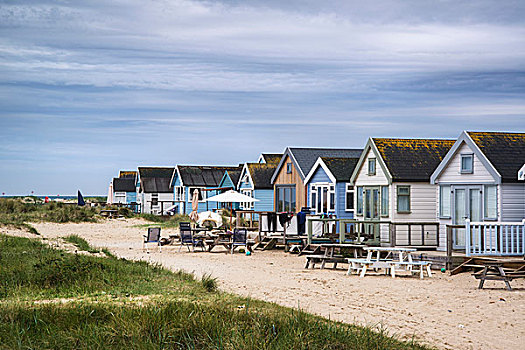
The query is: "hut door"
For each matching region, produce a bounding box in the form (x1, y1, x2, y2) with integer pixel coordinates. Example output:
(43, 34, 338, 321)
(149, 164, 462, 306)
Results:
(452, 186, 482, 248)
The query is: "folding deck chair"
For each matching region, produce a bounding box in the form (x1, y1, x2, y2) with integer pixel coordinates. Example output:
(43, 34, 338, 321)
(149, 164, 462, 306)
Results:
(143, 227, 162, 253)
(179, 224, 206, 252)
(231, 228, 248, 254)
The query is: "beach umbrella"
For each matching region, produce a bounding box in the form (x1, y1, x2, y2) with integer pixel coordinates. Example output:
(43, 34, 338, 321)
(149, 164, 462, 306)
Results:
(189, 189, 200, 223)
(206, 190, 258, 229)
(106, 182, 113, 204)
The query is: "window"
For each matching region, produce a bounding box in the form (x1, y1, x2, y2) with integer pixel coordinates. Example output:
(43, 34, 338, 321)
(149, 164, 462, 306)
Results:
(381, 186, 389, 216)
(397, 186, 410, 213)
(356, 186, 363, 215)
(241, 189, 254, 210)
(345, 184, 354, 211)
(311, 185, 317, 210)
(276, 185, 296, 212)
(174, 186, 184, 201)
(188, 187, 206, 202)
(460, 154, 473, 173)
(329, 185, 335, 211)
(484, 185, 497, 220)
(114, 192, 126, 204)
(439, 185, 451, 218)
(368, 159, 376, 175)
(151, 193, 158, 207)
(286, 163, 292, 174)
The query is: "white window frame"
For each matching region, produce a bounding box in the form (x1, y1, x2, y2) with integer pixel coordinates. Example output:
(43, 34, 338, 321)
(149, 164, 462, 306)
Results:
(188, 187, 206, 202)
(483, 185, 498, 220)
(114, 192, 126, 204)
(310, 182, 335, 214)
(380, 186, 389, 217)
(241, 189, 254, 210)
(345, 184, 354, 212)
(368, 158, 376, 175)
(460, 153, 474, 174)
(174, 186, 185, 202)
(151, 193, 159, 207)
(439, 185, 451, 218)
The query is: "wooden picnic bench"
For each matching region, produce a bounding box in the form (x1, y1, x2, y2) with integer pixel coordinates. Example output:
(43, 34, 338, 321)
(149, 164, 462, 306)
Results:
(473, 262, 525, 291)
(304, 244, 365, 269)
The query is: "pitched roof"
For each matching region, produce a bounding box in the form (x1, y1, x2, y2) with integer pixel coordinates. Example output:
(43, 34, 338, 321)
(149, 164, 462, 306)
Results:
(177, 165, 240, 187)
(223, 165, 244, 187)
(260, 153, 282, 164)
(467, 131, 525, 183)
(113, 178, 136, 192)
(320, 157, 360, 182)
(247, 162, 279, 189)
(138, 167, 175, 193)
(373, 138, 455, 182)
(119, 170, 137, 180)
(286, 148, 363, 180)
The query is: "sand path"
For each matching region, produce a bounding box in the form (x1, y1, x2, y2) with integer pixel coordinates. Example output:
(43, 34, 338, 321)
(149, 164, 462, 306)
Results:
(9, 219, 524, 350)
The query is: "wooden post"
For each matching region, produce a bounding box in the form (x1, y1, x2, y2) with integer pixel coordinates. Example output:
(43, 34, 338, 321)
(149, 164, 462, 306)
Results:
(339, 220, 344, 243)
(258, 213, 262, 242)
(390, 223, 396, 247)
(421, 224, 425, 246)
(307, 219, 313, 245)
(465, 219, 471, 257)
(408, 224, 412, 246)
(446, 225, 453, 270)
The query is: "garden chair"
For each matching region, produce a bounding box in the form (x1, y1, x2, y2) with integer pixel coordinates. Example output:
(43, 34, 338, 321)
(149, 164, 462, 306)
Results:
(143, 227, 162, 253)
(179, 225, 206, 252)
(231, 228, 248, 254)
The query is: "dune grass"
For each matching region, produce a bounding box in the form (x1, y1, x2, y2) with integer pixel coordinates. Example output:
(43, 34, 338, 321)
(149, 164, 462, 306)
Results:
(0, 235, 432, 349)
(137, 213, 191, 228)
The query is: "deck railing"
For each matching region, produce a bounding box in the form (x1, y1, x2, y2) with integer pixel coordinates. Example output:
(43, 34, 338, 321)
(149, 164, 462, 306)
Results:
(465, 219, 525, 257)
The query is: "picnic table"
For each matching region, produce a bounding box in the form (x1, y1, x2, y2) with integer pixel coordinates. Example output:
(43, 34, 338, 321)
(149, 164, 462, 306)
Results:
(473, 262, 525, 291)
(347, 247, 432, 279)
(100, 209, 118, 218)
(206, 231, 234, 252)
(304, 244, 365, 269)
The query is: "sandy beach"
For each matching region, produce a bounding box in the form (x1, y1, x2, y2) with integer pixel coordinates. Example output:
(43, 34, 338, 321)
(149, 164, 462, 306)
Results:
(5, 219, 524, 350)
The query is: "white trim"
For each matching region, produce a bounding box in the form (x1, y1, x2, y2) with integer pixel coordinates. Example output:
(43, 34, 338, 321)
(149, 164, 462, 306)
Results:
(430, 131, 501, 184)
(304, 158, 337, 184)
(345, 183, 355, 212)
(237, 163, 255, 190)
(170, 166, 184, 188)
(350, 138, 392, 185)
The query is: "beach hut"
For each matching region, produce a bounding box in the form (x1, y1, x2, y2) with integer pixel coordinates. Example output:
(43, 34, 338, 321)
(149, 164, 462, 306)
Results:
(237, 160, 280, 215)
(304, 157, 359, 218)
(217, 165, 244, 210)
(430, 131, 525, 253)
(111, 170, 137, 204)
(270, 148, 362, 213)
(137, 167, 175, 214)
(350, 138, 455, 247)
(171, 165, 240, 215)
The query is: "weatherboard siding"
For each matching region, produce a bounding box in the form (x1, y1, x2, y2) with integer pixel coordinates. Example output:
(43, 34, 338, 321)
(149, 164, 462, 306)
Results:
(127, 192, 137, 203)
(436, 142, 497, 184)
(501, 183, 525, 222)
(392, 182, 438, 222)
(336, 182, 353, 219)
(353, 148, 389, 187)
(273, 155, 306, 211)
(254, 189, 274, 212)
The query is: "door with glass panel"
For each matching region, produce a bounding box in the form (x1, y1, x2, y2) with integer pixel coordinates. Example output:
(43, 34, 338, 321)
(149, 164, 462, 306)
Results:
(452, 186, 482, 248)
(364, 187, 380, 241)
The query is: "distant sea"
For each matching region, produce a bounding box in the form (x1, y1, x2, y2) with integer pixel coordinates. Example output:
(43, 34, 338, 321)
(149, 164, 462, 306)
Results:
(0, 195, 105, 200)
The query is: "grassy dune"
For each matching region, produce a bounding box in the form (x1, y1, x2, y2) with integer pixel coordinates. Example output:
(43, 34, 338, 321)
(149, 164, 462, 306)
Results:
(0, 235, 432, 349)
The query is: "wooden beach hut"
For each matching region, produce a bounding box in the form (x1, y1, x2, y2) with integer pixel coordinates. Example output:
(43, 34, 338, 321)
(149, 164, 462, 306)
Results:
(350, 138, 455, 247)
(270, 148, 362, 213)
(171, 165, 240, 214)
(304, 157, 359, 219)
(137, 167, 175, 214)
(430, 131, 525, 254)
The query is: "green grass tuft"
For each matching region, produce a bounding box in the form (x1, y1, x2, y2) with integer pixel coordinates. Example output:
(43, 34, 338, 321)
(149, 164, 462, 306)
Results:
(63, 234, 100, 254)
(200, 273, 218, 292)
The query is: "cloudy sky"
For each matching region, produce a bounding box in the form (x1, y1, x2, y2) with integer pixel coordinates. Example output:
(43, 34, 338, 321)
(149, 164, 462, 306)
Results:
(1, 0, 524, 195)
